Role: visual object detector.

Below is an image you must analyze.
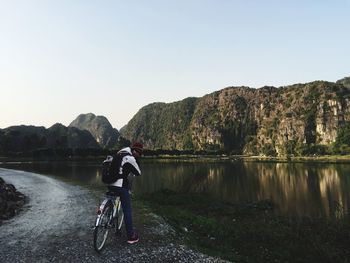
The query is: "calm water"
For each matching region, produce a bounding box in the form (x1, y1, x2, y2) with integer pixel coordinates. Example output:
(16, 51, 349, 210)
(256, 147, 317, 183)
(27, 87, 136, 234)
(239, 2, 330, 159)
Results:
(1, 159, 350, 218)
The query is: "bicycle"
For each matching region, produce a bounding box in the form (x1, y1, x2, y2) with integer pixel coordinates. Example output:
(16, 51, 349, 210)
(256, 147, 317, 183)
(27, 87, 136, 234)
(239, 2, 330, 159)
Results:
(93, 190, 124, 252)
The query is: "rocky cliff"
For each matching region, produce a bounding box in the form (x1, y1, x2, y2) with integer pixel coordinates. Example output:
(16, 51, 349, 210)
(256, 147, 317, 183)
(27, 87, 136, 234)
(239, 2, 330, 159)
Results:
(69, 113, 119, 149)
(121, 78, 350, 156)
(120, 98, 197, 150)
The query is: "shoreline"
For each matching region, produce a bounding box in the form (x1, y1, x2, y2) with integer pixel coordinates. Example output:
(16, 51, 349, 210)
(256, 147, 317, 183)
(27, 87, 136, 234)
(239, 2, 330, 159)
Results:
(2, 154, 350, 164)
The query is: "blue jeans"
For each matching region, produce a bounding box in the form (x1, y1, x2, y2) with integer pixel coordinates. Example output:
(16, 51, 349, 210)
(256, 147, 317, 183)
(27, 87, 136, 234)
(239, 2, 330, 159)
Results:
(108, 186, 134, 238)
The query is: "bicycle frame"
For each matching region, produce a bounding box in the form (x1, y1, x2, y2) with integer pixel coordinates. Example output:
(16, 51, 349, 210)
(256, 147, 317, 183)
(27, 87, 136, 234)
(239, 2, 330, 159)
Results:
(95, 196, 120, 226)
(96, 195, 123, 224)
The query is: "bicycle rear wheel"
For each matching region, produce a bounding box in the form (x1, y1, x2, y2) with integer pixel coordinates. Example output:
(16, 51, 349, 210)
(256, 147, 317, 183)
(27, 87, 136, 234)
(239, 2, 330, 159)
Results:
(93, 201, 112, 252)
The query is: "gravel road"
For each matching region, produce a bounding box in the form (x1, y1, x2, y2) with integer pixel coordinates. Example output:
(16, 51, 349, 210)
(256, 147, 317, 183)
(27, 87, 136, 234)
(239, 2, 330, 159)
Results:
(0, 168, 231, 263)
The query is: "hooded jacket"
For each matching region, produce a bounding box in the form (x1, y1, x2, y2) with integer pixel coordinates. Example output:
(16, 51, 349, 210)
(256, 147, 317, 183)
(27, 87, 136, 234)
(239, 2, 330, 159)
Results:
(109, 147, 141, 189)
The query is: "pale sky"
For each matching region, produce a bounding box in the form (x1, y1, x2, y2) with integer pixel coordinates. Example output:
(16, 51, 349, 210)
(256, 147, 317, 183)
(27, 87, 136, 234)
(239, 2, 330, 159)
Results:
(0, 1, 349, 130)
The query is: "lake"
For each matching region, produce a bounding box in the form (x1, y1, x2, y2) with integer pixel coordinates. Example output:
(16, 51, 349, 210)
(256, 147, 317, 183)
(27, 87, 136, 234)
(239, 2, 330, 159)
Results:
(1, 159, 350, 218)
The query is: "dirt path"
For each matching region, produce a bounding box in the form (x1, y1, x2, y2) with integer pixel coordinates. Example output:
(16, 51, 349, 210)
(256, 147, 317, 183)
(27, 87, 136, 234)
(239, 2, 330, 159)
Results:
(0, 168, 230, 263)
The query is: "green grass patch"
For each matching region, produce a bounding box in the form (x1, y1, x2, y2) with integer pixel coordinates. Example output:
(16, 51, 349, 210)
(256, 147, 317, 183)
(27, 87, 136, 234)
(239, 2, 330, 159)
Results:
(139, 189, 350, 263)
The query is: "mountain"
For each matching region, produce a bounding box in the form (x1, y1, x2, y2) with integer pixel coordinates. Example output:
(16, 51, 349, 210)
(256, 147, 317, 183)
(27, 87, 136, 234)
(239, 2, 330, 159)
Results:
(47, 123, 99, 148)
(0, 125, 47, 153)
(0, 123, 99, 154)
(336, 77, 350, 89)
(0, 113, 120, 155)
(120, 98, 198, 150)
(121, 76, 350, 156)
(69, 113, 119, 149)
(2, 76, 350, 157)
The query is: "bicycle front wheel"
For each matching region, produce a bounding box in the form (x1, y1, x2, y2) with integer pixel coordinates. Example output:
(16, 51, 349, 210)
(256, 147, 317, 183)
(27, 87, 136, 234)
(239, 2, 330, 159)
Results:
(93, 201, 112, 252)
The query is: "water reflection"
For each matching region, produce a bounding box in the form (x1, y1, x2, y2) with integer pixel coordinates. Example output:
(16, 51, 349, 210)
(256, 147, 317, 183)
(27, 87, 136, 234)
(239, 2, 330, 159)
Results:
(137, 161, 350, 218)
(1, 160, 350, 218)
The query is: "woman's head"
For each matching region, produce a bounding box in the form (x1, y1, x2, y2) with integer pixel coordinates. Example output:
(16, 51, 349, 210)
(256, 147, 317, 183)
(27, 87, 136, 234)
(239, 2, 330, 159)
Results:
(131, 142, 143, 157)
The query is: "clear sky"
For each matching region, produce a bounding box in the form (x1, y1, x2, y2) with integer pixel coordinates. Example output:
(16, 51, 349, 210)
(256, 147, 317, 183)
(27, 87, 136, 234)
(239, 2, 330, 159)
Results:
(0, 1, 349, 130)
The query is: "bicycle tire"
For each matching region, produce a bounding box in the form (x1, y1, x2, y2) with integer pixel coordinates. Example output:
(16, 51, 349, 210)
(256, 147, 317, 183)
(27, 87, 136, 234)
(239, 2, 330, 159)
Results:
(114, 199, 124, 235)
(93, 201, 113, 252)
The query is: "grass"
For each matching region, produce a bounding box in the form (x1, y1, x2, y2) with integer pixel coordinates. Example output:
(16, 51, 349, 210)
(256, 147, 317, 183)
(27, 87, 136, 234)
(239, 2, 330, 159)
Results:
(139, 189, 350, 263)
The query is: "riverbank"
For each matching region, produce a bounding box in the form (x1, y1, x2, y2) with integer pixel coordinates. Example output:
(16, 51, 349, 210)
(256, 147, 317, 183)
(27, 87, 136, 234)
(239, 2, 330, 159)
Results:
(146, 154, 350, 164)
(140, 189, 350, 263)
(3, 153, 350, 164)
(244, 155, 350, 163)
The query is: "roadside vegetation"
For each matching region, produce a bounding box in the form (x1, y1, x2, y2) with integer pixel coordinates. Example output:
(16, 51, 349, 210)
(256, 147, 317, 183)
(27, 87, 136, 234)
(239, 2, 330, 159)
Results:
(140, 189, 350, 263)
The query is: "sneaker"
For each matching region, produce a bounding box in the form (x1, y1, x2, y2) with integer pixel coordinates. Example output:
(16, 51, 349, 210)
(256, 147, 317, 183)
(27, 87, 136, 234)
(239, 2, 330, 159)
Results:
(127, 233, 139, 244)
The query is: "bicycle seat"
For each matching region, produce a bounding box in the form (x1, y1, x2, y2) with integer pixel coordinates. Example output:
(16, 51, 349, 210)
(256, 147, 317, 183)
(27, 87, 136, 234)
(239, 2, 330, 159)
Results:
(105, 190, 119, 197)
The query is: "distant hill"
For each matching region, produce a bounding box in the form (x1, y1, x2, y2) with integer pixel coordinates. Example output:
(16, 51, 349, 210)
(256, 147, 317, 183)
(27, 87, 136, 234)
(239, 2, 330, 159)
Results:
(47, 123, 99, 149)
(0, 113, 122, 155)
(121, 76, 350, 156)
(0, 123, 99, 154)
(69, 113, 119, 149)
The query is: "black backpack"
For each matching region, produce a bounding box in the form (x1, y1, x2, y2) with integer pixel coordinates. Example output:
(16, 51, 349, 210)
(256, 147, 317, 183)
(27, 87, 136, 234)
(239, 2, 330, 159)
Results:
(101, 152, 130, 184)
